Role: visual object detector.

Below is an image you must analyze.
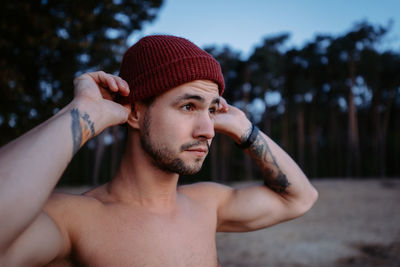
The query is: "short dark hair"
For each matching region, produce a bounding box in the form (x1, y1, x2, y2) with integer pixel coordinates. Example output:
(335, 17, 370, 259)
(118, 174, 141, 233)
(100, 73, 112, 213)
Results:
(130, 96, 155, 111)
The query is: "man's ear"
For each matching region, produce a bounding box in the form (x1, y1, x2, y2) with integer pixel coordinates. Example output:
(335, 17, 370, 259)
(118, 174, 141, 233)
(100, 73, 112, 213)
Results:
(126, 102, 143, 129)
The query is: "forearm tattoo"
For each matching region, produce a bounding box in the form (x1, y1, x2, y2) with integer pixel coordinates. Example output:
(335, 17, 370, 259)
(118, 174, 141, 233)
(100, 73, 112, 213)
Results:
(70, 108, 95, 154)
(246, 131, 291, 193)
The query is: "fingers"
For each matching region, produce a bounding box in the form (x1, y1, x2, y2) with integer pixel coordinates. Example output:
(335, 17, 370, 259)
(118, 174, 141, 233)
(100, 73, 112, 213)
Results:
(87, 71, 130, 96)
(114, 76, 130, 96)
(218, 97, 230, 113)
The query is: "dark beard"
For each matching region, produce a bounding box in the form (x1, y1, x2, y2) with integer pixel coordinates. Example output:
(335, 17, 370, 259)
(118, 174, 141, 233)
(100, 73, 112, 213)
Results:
(139, 109, 207, 175)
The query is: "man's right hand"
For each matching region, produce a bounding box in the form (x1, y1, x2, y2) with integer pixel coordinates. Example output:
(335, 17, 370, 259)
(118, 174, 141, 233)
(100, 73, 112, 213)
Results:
(72, 71, 131, 136)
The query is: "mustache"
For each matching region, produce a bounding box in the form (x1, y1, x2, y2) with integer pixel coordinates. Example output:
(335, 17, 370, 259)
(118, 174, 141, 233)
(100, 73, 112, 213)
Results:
(180, 140, 210, 152)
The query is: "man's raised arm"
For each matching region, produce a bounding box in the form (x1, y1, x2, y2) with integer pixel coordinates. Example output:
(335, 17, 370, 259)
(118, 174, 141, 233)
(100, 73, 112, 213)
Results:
(0, 72, 130, 260)
(214, 98, 318, 232)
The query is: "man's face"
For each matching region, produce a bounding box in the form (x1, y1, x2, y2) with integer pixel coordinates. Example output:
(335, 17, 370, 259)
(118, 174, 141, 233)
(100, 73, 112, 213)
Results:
(139, 80, 220, 175)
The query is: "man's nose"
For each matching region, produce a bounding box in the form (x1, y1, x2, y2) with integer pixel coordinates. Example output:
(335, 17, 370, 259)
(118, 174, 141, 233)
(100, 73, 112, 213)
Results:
(193, 112, 215, 140)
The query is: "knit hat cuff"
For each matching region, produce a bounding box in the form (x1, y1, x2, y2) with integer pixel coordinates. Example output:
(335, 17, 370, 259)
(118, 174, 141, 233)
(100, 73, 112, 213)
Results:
(127, 55, 224, 101)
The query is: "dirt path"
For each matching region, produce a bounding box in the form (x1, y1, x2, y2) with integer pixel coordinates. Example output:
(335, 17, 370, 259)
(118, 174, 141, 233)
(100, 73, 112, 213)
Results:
(216, 179, 400, 266)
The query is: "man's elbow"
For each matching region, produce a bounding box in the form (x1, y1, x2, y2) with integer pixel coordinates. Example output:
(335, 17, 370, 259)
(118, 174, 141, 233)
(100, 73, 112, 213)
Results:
(306, 185, 319, 209)
(291, 185, 319, 218)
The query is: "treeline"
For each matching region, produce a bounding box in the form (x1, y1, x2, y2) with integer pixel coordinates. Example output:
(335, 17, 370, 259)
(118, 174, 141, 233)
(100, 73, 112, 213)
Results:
(0, 0, 163, 186)
(0, 1, 399, 184)
(204, 21, 400, 181)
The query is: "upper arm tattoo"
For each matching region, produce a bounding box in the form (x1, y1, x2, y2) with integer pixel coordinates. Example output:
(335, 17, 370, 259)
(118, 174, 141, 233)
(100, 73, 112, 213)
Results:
(70, 108, 95, 154)
(246, 131, 291, 193)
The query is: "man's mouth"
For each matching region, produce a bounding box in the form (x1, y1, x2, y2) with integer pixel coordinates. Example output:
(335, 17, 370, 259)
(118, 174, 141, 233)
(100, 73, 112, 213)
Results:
(181, 141, 210, 155)
(185, 148, 208, 158)
(186, 146, 208, 153)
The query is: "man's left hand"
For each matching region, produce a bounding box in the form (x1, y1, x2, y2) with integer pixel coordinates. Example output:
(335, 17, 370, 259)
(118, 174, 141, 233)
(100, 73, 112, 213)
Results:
(213, 98, 252, 144)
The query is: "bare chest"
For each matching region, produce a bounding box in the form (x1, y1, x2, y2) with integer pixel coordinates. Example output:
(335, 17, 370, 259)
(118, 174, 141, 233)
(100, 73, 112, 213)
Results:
(68, 204, 219, 267)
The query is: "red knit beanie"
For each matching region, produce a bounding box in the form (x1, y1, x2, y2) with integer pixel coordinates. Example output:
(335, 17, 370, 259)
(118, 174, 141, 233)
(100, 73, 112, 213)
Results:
(119, 35, 225, 102)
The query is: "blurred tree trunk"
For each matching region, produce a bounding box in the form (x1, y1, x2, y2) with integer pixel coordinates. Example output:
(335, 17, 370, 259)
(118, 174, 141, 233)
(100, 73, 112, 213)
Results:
(346, 59, 361, 177)
(262, 107, 272, 136)
(328, 109, 342, 176)
(372, 92, 381, 176)
(281, 111, 290, 152)
(296, 108, 305, 169)
(395, 107, 400, 176)
(382, 92, 396, 176)
(309, 118, 319, 178)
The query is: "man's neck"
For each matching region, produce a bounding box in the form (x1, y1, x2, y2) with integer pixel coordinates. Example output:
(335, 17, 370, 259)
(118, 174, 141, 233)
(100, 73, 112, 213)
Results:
(107, 137, 180, 213)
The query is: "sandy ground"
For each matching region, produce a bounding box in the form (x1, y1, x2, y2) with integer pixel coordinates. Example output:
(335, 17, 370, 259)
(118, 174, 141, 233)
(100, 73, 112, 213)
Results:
(59, 179, 400, 266)
(216, 179, 400, 267)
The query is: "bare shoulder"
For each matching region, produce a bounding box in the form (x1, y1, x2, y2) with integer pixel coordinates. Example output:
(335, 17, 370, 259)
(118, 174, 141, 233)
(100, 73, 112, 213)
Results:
(44, 189, 104, 216)
(43, 188, 105, 243)
(46, 183, 111, 207)
(0, 192, 102, 267)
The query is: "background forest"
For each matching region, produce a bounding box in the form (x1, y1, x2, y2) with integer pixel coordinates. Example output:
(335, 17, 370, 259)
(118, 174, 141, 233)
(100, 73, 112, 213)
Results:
(1, 1, 399, 186)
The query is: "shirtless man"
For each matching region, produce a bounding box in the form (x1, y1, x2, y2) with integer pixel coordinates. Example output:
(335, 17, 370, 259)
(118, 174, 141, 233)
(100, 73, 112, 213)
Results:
(0, 35, 318, 266)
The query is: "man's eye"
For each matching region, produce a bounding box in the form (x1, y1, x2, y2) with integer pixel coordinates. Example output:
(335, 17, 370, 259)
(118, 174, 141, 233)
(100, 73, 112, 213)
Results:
(209, 107, 217, 114)
(182, 103, 195, 111)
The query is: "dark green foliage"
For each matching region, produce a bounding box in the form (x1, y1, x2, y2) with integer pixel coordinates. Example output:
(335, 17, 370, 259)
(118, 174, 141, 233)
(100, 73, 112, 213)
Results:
(0, 0, 163, 145)
(206, 21, 400, 179)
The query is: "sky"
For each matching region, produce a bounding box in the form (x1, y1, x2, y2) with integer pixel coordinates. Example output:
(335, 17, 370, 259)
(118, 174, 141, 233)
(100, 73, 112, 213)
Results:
(129, 0, 400, 59)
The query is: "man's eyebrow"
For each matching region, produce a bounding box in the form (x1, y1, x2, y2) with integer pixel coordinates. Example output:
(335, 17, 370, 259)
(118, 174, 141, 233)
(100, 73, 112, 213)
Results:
(174, 94, 211, 104)
(173, 94, 220, 106)
(173, 94, 205, 104)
